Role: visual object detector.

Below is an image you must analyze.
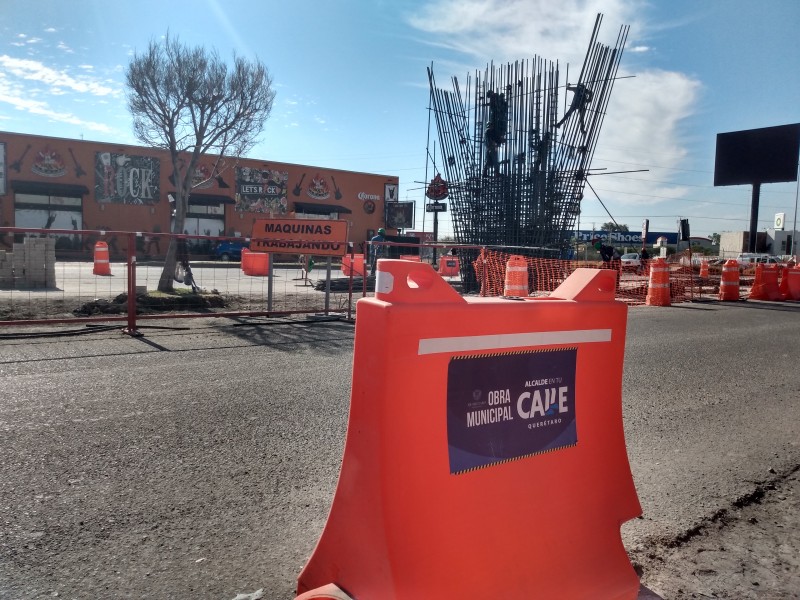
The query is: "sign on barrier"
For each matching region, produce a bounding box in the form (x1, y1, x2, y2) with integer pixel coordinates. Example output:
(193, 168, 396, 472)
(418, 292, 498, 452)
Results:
(251, 218, 348, 256)
(296, 261, 642, 600)
(447, 348, 577, 473)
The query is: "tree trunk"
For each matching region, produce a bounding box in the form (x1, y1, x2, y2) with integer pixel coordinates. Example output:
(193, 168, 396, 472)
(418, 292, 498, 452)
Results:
(157, 237, 179, 292)
(157, 186, 188, 292)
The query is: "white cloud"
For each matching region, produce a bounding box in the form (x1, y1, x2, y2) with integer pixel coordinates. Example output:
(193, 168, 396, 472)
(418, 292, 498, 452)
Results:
(0, 55, 118, 96)
(0, 85, 112, 133)
(407, 0, 645, 67)
(408, 0, 702, 217)
(0, 56, 120, 133)
(591, 69, 701, 206)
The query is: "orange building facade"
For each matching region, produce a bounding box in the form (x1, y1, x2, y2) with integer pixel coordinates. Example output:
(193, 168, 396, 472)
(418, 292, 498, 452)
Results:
(0, 131, 399, 256)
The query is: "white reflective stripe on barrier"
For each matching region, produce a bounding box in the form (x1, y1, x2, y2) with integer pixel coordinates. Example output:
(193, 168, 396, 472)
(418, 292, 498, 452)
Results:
(418, 328, 612, 355)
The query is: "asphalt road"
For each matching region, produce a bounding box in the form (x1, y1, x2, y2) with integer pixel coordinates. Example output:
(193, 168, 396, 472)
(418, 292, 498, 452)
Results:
(1, 300, 799, 599)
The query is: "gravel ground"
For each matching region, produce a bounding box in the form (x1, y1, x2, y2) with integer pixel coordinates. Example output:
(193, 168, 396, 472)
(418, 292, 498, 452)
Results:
(1, 301, 799, 600)
(634, 468, 800, 599)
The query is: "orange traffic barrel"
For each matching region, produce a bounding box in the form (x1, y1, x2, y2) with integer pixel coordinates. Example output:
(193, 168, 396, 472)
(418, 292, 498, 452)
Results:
(783, 266, 800, 300)
(92, 241, 111, 276)
(645, 257, 670, 306)
(718, 260, 740, 301)
(438, 256, 460, 277)
(296, 260, 642, 600)
(699, 260, 709, 279)
(503, 254, 528, 297)
(341, 254, 365, 277)
(748, 263, 784, 301)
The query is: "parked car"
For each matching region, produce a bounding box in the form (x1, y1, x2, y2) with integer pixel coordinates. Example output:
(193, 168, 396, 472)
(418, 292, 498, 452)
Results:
(212, 240, 248, 261)
(620, 253, 641, 271)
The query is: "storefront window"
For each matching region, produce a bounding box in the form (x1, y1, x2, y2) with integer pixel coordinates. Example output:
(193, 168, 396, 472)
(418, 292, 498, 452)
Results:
(14, 192, 83, 250)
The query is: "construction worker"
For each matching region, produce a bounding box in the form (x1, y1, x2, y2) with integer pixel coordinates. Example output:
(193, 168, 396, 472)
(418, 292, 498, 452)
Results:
(369, 228, 386, 276)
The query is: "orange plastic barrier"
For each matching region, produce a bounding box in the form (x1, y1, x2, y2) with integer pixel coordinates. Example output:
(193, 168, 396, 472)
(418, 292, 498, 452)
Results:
(92, 241, 111, 276)
(503, 254, 528, 296)
(295, 584, 353, 600)
(748, 264, 784, 301)
(645, 258, 670, 306)
(699, 260, 708, 279)
(719, 260, 740, 301)
(783, 266, 800, 300)
(341, 253, 365, 277)
(437, 256, 460, 277)
(400, 254, 421, 262)
(241, 248, 269, 276)
(296, 260, 641, 600)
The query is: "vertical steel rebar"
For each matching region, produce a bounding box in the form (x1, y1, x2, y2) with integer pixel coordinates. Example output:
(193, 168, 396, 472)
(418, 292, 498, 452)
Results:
(427, 15, 628, 290)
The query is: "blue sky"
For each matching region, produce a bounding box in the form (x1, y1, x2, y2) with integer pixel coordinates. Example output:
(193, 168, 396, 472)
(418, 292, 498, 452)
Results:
(1, 0, 799, 238)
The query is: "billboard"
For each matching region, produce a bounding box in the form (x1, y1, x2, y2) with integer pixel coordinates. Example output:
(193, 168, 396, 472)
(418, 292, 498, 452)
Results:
(385, 201, 414, 229)
(714, 124, 800, 186)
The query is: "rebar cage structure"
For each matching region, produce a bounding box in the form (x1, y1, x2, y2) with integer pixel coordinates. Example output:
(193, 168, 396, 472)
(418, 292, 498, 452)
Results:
(427, 15, 629, 290)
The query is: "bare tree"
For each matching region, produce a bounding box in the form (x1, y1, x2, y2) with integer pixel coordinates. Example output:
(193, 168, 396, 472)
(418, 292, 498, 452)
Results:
(126, 33, 275, 291)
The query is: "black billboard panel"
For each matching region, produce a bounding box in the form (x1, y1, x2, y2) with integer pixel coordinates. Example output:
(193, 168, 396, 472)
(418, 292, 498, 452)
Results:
(714, 123, 800, 186)
(385, 201, 415, 229)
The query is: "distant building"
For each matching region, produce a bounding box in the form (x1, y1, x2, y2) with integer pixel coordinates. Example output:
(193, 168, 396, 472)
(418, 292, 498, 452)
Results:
(0, 130, 399, 258)
(688, 236, 713, 250)
(766, 228, 795, 256)
(719, 230, 795, 257)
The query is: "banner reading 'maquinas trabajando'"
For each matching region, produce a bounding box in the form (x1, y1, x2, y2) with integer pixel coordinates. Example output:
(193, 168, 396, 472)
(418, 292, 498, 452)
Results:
(251, 218, 349, 257)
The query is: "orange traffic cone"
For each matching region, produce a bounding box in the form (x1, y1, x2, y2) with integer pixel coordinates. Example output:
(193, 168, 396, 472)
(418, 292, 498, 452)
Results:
(645, 258, 670, 306)
(92, 241, 111, 276)
(718, 260, 740, 301)
(503, 255, 528, 297)
(699, 260, 709, 279)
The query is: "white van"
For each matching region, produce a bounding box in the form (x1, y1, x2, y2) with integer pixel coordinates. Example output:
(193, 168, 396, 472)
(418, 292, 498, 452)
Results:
(736, 253, 781, 269)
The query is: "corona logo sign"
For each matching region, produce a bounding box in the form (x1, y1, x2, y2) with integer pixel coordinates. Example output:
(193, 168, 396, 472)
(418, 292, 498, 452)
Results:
(251, 218, 349, 256)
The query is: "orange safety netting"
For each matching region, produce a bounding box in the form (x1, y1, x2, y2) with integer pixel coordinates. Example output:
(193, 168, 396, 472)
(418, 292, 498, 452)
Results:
(472, 249, 735, 305)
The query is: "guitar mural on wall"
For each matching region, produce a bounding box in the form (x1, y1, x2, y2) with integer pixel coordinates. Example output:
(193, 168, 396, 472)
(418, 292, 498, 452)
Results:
(31, 146, 67, 178)
(306, 174, 331, 200)
(10, 144, 31, 173)
(68, 148, 87, 177)
(293, 173, 306, 196)
(331, 175, 343, 200)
